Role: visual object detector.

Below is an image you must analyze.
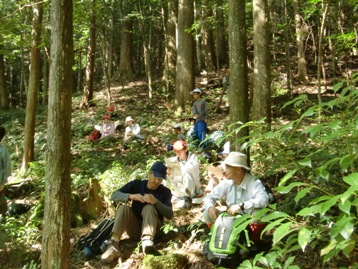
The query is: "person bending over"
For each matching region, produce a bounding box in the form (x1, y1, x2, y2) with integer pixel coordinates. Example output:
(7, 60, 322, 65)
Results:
(101, 162, 173, 263)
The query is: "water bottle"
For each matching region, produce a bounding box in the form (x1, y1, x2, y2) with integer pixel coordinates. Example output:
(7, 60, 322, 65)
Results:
(100, 239, 110, 253)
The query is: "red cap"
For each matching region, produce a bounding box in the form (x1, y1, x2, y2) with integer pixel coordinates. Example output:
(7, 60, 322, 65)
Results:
(102, 114, 110, 120)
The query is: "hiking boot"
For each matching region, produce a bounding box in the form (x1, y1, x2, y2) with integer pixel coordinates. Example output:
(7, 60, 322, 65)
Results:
(101, 240, 120, 263)
(142, 237, 155, 254)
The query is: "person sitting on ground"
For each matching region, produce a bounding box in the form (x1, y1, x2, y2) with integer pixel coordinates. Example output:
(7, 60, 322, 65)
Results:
(191, 88, 208, 148)
(101, 162, 173, 263)
(166, 124, 187, 151)
(100, 114, 116, 139)
(203, 152, 269, 230)
(123, 116, 144, 144)
(205, 144, 230, 193)
(173, 124, 186, 141)
(165, 140, 202, 207)
(0, 126, 11, 215)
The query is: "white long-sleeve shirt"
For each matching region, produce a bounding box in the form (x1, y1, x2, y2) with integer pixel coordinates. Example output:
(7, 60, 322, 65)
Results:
(204, 173, 269, 214)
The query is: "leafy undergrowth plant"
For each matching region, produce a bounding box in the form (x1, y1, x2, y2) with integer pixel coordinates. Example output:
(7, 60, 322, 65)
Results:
(228, 77, 358, 268)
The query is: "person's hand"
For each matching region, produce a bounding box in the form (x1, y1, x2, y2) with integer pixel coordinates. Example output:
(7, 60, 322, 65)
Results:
(129, 194, 145, 203)
(143, 194, 157, 204)
(208, 207, 217, 221)
(166, 166, 172, 176)
(228, 204, 242, 215)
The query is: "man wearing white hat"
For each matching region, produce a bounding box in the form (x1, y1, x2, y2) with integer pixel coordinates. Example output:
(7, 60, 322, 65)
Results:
(203, 152, 269, 227)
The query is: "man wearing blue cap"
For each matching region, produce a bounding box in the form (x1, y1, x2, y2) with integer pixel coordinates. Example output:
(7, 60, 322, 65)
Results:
(101, 162, 173, 263)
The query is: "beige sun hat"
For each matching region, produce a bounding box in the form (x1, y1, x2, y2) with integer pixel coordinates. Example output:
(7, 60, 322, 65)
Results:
(125, 116, 134, 123)
(223, 152, 250, 170)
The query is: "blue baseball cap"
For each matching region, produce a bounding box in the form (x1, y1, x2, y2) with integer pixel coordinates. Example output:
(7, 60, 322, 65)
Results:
(151, 162, 167, 180)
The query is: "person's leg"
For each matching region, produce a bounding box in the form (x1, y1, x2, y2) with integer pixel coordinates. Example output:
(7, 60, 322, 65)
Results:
(202, 207, 220, 228)
(140, 204, 162, 254)
(196, 121, 207, 147)
(111, 205, 141, 239)
(102, 205, 140, 263)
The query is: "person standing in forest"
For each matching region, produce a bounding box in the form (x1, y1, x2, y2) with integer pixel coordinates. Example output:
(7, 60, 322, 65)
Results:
(101, 162, 173, 263)
(191, 88, 208, 148)
(0, 126, 11, 215)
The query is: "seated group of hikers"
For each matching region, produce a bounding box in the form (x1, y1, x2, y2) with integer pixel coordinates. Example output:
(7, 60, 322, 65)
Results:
(98, 149, 272, 265)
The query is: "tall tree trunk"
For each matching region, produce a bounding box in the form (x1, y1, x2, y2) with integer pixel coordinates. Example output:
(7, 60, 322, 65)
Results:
(201, 0, 216, 72)
(118, 0, 135, 87)
(0, 53, 9, 109)
(80, 0, 96, 108)
(23, 3, 43, 169)
(252, 0, 271, 125)
(162, 0, 177, 93)
(175, 0, 195, 113)
(215, 0, 227, 70)
(284, 0, 292, 96)
(41, 0, 73, 267)
(317, 1, 329, 104)
(294, 0, 308, 82)
(136, 1, 153, 98)
(228, 0, 249, 152)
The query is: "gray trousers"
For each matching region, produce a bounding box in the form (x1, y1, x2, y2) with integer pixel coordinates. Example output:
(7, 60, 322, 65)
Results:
(112, 204, 163, 240)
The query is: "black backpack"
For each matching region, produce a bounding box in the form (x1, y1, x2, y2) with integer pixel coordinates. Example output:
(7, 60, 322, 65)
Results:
(74, 218, 115, 259)
(203, 213, 250, 268)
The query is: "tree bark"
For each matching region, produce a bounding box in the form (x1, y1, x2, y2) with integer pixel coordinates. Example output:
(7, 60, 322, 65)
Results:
(0, 53, 9, 109)
(80, 0, 96, 108)
(40, 0, 73, 267)
(228, 0, 249, 151)
(162, 0, 177, 93)
(201, 0, 216, 72)
(252, 0, 271, 125)
(175, 0, 195, 113)
(294, 0, 308, 83)
(118, 0, 135, 87)
(215, 0, 227, 70)
(23, 3, 43, 169)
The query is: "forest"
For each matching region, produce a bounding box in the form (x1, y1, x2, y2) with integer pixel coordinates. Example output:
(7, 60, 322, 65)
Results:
(0, 0, 357, 268)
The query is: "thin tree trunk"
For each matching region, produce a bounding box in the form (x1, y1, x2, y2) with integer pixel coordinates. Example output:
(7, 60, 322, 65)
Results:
(41, 0, 73, 267)
(0, 53, 9, 109)
(201, 0, 216, 72)
(317, 1, 329, 104)
(80, 0, 96, 108)
(23, 3, 43, 169)
(284, 0, 292, 96)
(294, 0, 308, 82)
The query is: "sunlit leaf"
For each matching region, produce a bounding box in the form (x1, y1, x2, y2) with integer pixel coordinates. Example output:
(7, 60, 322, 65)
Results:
(330, 217, 354, 239)
(339, 155, 355, 171)
(278, 169, 298, 186)
(338, 200, 351, 214)
(342, 173, 358, 186)
(320, 196, 339, 215)
(272, 222, 297, 245)
(298, 158, 312, 167)
(276, 182, 309, 194)
(294, 187, 313, 203)
(321, 239, 337, 256)
(298, 227, 311, 252)
(302, 124, 322, 137)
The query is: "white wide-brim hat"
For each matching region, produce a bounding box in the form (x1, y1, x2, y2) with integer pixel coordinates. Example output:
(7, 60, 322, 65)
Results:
(223, 152, 250, 170)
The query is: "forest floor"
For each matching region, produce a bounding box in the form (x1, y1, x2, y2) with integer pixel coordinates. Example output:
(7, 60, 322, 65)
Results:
(1, 71, 357, 269)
